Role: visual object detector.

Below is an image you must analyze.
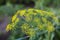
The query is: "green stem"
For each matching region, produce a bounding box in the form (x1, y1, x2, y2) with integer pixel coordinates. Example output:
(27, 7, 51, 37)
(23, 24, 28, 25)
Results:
(48, 32, 51, 40)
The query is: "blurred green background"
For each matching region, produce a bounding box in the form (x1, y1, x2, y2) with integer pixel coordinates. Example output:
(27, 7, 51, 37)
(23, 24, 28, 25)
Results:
(0, 0, 60, 16)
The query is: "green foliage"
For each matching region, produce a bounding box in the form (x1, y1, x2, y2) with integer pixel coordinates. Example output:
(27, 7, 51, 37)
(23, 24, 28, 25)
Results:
(34, 0, 60, 9)
(0, 4, 24, 16)
(6, 9, 59, 40)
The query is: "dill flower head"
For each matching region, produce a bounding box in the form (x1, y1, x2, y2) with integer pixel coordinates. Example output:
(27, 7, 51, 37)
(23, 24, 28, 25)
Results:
(21, 23, 30, 31)
(47, 21, 55, 32)
(12, 14, 17, 22)
(19, 10, 26, 16)
(6, 24, 12, 32)
(6, 8, 59, 36)
(26, 28, 36, 36)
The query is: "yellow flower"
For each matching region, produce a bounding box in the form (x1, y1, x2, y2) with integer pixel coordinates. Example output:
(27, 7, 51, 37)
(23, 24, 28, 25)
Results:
(28, 8, 34, 12)
(26, 17, 31, 22)
(21, 23, 30, 30)
(15, 18, 19, 23)
(46, 12, 54, 17)
(25, 14, 32, 22)
(11, 18, 19, 29)
(12, 14, 17, 22)
(38, 24, 44, 30)
(47, 25, 55, 32)
(34, 17, 40, 23)
(21, 23, 35, 36)
(26, 28, 35, 36)
(47, 21, 52, 25)
(35, 10, 45, 16)
(42, 17, 47, 23)
(53, 16, 59, 24)
(6, 18, 19, 31)
(11, 9, 57, 35)
(6, 24, 12, 32)
(35, 9, 40, 13)
(47, 21, 55, 32)
(19, 10, 26, 16)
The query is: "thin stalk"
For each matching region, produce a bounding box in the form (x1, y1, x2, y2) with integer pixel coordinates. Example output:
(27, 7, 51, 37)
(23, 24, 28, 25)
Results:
(48, 32, 51, 40)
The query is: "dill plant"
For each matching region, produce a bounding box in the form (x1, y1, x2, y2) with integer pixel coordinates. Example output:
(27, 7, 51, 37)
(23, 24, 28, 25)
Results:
(6, 8, 59, 40)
